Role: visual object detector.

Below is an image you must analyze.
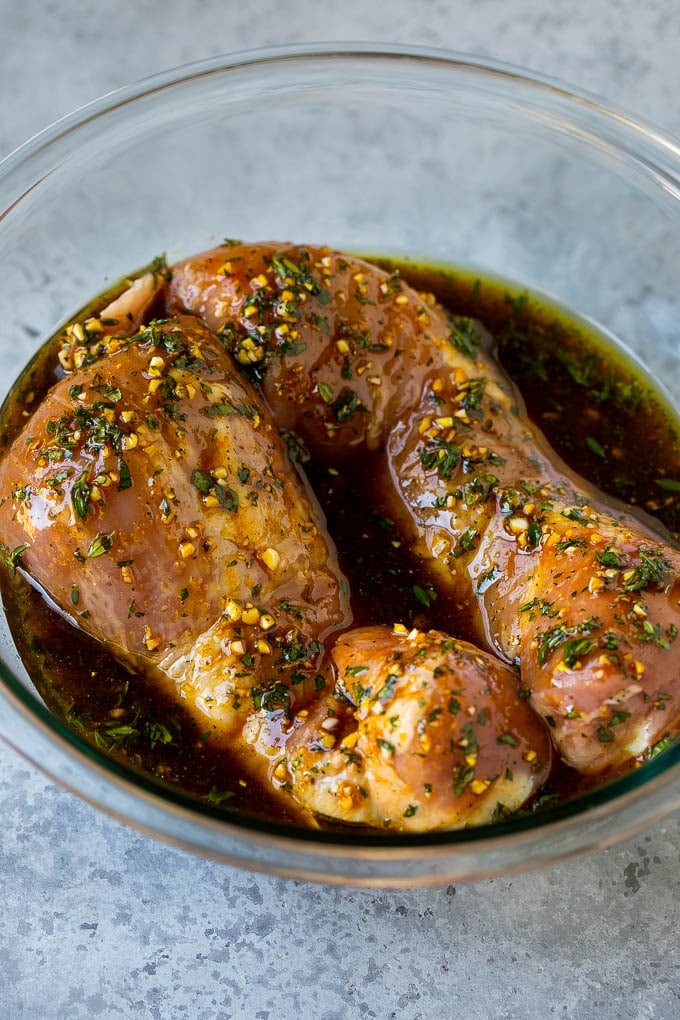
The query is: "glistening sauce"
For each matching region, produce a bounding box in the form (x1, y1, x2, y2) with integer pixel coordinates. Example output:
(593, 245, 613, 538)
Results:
(1, 260, 679, 827)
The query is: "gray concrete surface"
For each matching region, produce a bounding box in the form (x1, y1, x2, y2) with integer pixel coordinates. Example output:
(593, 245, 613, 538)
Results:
(1, 1, 680, 1016)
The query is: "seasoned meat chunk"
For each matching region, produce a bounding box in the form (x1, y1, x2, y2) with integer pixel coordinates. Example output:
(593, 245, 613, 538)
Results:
(285, 625, 551, 831)
(170, 242, 680, 774)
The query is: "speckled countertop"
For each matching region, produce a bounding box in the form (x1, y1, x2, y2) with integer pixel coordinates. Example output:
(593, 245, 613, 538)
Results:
(1, 2, 680, 1017)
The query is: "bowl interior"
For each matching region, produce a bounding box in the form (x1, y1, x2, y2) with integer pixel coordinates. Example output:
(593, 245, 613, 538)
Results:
(1, 46, 680, 883)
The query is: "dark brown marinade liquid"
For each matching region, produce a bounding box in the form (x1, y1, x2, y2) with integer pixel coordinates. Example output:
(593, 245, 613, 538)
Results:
(2, 259, 680, 827)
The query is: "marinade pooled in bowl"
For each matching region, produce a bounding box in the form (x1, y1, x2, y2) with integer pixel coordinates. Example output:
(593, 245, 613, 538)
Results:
(1, 244, 679, 833)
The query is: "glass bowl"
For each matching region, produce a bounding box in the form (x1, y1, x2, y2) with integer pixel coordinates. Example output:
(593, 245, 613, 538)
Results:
(1, 43, 680, 886)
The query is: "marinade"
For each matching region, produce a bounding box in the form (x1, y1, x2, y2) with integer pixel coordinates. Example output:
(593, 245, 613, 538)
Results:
(1, 254, 678, 828)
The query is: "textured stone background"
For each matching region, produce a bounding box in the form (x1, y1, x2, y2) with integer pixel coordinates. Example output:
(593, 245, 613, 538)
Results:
(1, 2, 680, 1017)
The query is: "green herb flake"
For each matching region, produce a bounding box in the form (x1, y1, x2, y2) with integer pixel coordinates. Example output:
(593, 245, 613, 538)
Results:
(586, 436, 606, 458)
(497, 733, 519, 747)
(448, 697, 462, 716)
(71, 474, 93, 521)
(1, 542, 29, 575)
(527, 521, 542, 547)
(205, 787, 236, 805)
(453, 764, 475, 797)
(317, 381, 334, 404)
(622, 546, 672, 592)
(420, 438, 461, 480)
(215, 486, 239, 513)
(596, 545, 625, 569)
(413, 584, 437, 608)
(118, 457, 132, 492)
(562, 636, 596, 668)
(448, 318, 479, 358)
(537, 616, 600, 665)
(561, 506, 589, 525)
(331, 388, 363, 423)
(87, 532, 115, 558)
(476, 565, 500, 595)
(190, 468, 213, 494)
(310, 313, 331, 336)
(453, 527, 479, 558)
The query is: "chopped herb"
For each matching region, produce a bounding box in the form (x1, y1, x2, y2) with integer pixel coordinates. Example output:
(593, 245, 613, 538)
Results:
(252, 682, 291, 715)
(596, 545, 624, 569)
(527, 521, 542, 547)
(118, 457, 132, 492)
(12, 485, 31, 505)
(420, 438, 461, 480)
(146, 721, 174, 748)
(310, 313, 330, 336)
(71, 474, 93, 521)
(519, 598, 557, 618)
(536, 616, 600, 665)
(215, 486, 239, 513)
(586, 436, 606, 458)
(331, 388, 363, 423)
(376, 674, 399, 703)
(561, 506, 589, 524)
(87, 532, 115, 558)
(561, 636, 596, 668)
(642, 734, 674, 760)
(448, 318, 479, 358)
(601, 631, 620, 650)
(622, 546, 672, 592)
(476, 565, 500, 595)
(453, 764, 475, 797)
(205, 787, 236, 805)
(453, 527, 478, 558)
(555, 538, 587, 551)
(413, 584, 437, 608)
(462, 722, 478, 753)
(190, 469, 213, 494)
(205, 401, 242, 418)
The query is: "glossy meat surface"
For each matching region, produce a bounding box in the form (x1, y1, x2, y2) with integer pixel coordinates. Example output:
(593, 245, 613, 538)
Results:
(0, 304, 549, 829)
(0, 314, 350, 752)
(285, 625, 551, 831)
(3, 239, 679, 832)
(170, 242, 680, 774)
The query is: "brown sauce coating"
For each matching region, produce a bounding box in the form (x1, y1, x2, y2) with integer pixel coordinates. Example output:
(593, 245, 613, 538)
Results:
(1, 256, 679, 828)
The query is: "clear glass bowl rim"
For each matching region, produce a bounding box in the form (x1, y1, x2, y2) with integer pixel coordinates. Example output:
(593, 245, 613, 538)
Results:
(2, 41, 680, 882)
